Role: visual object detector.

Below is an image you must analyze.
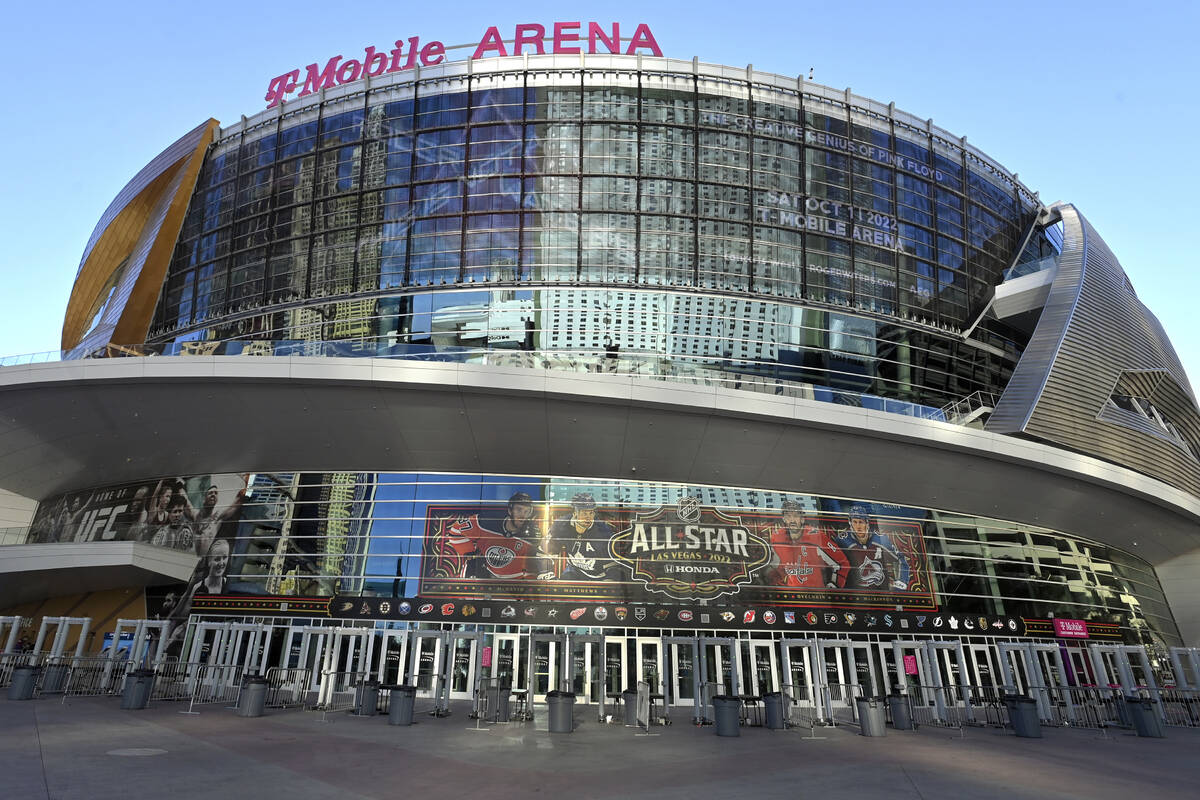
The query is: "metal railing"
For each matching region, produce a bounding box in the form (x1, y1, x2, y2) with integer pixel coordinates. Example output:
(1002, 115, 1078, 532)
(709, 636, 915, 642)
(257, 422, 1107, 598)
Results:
(825, 682, 863, 727)
(0, 339, 976, 427)
(1130, 686, 1200, 729)
(699, 681, 721, 725)
(264, 667, 313, 709)
(899, 685, 967, 730)
(183, 664, 245, 714)
(0, 652, 35, 687)
(781, 683, 826, 736)
(59, 656, 129, 701)
(314, 670, 366, 720)
(151, 661, 203, 702)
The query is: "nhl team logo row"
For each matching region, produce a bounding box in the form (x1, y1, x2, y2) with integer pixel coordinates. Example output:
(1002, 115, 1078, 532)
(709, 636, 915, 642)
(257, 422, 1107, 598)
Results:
(330, 596, 1026, 636)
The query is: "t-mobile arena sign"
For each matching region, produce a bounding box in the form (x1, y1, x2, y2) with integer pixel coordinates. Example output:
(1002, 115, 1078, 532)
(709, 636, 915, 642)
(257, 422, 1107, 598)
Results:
(265, 22, 663, 108)
(1052, 618, 1089, 639)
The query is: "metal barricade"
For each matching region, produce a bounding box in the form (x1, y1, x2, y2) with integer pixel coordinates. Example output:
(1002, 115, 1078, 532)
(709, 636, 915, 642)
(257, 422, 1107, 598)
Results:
(700, 681, 720, 725)
(826, 683, 862, 727)
(151, 661, 204, 702)
(905, 687, 940, 728)
(183, 664, 245, 714)
(1131, 686, 1200, 729)
(1039, 685, 1071, 727)
(1155, 687, 1200, 728)
(264, 667, 313, 709)
(1062, 686, 1126, 730)
(60, 656, 129, 701)
(782, 683, 822, 734)
(1, 651, 45, 687)
(314, 670, 365, 721)
(966, 685, 1003, 727)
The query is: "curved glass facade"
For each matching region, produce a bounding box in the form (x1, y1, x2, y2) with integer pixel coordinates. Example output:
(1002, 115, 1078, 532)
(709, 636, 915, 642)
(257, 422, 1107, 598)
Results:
(148, 61, 1044, 408)
(28, 470, 1181, 650)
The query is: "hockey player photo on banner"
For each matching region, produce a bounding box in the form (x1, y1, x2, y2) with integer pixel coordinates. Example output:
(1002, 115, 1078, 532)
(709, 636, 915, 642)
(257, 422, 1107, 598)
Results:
(419, 490, 933, 609)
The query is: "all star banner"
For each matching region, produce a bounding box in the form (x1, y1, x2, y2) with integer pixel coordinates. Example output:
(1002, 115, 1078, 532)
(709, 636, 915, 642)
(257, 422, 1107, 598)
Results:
(419, 495, 935, 610)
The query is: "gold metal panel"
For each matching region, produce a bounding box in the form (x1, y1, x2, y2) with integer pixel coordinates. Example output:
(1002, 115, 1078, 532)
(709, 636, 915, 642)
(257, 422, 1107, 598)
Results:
(62, 119, 219, 350)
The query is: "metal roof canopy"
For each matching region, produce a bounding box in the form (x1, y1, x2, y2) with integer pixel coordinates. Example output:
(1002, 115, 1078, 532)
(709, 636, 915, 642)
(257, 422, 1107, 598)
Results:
(0, 356, 1197, 567)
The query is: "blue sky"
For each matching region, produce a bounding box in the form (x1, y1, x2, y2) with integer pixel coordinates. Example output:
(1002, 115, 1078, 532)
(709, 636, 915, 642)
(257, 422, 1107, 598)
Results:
(2, 0, 1197, 385)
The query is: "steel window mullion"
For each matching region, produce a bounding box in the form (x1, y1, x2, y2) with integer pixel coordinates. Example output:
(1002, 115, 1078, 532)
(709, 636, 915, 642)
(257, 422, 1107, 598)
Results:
(403, 79, 419, 287)
(458, 74, 472, 285)
(746, 76, 756, 295)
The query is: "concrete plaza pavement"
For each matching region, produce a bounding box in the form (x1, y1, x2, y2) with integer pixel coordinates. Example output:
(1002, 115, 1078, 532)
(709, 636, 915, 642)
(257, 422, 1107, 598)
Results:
(2, 695, 1198, 800)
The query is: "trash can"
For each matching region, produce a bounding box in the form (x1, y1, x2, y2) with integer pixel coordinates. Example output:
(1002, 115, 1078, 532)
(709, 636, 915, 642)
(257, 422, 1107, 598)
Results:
(120, 669, 155, 710)
(236, 675, 268, 717)
(547, 690, 576, 733)
(7, 665, 41, 701)
(41, 663, 69, 694)
(1002, 694, 1042, 738)
(713, 695, 741, 737)
(762, 691, 785, 730)
(888, 693, 914, 730)
(487, 683, 511, 722)
(855, 697, 887, 737)
(1124, 696, 1166, 738)
(387, 685, 417, 726)
(622, 688, 637, 726)
(355, 679, 381, 716)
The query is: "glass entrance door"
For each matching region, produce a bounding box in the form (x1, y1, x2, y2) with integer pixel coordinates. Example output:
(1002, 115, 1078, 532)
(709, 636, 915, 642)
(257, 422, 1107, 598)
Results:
(781, 640, 816, 709)
(489, 633, 523, 690)
(967, 643, 999, 693)
(852, 643, 885, 698)
(447, 633, 478, 700)
(532, 637, 560, 700)
(701, 639, 737, 696)
(1003, 647, 1030, 693)
(380, 631, 408, 684)
(567, 636, 601, 704)
(1064, 644, 1094, 687)
(604, 637, 627, 695)
(411, 633, 443, 699)
(668, 640, 697, 707)
(744, 640, 779, 696)
(635, 637, 663, 695)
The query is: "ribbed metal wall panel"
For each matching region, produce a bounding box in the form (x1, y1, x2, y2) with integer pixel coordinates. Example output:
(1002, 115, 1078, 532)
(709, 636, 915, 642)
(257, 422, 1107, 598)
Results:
(61, 120, 217, 354)
(986, 203, 1200, 496)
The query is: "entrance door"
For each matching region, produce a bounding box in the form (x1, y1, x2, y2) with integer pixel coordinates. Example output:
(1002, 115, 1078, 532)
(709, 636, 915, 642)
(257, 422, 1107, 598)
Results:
(819, 642, 853, 715)
(566, 635, 602, 705)
(780, 639, 817, 710)
(852, 643, 885, 698)
(379, 630, 409, 684)
(446, 633, 479, 701)
(604, 637, 627, 694)
(635, 637, 663, 695)
(530, 634, 563, 700)
(891, 641, 932, 693)
(410, 632, 444, 699)
(1002, 645, 1030, 693)
(967, 643, 999, 695)
(668, 639, 697, 708)
(489, 633, 524, 690)
(701, 639, 737, 696)
(1169, 647, 1200, 689)
(744, 640, 779, 696)
(1063, 643, 1094, 687)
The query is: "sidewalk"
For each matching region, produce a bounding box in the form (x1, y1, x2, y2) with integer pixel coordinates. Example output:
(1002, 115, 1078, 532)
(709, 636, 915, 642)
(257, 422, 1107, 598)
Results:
(2, 696, 1197, 800)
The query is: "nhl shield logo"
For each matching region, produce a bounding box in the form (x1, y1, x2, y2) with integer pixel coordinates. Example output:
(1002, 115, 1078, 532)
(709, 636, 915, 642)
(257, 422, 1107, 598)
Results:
(676, 495, 702, 523)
